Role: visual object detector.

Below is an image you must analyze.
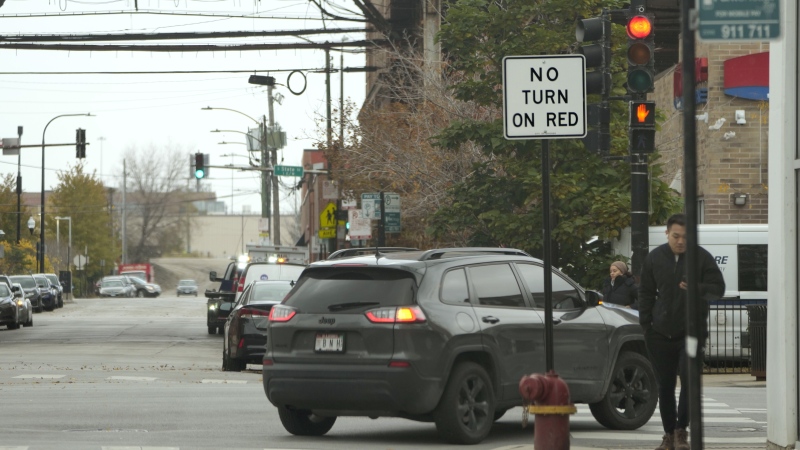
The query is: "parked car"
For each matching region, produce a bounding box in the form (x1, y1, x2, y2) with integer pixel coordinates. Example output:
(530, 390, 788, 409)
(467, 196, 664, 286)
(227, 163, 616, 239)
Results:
(32, 274, 58, 311)
(0, 282, 32, 329)
(10, 275, 43, 313)
(41, 273, 64, 307)
(176, 279, 199, 297)
(222, 280, 294, 372)
(10, 282, 33, 328)
(129, 276, 162, 298)
(98, 277, 136, 298)
(262, 248, 657, 444)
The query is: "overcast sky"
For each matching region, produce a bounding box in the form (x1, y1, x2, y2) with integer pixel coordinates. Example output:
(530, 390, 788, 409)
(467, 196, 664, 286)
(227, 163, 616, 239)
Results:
(0, 0, 366, 216)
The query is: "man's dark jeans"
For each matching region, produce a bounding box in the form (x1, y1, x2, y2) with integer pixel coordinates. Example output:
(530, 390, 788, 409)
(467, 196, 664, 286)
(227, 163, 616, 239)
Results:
(645, 329, 689, 434)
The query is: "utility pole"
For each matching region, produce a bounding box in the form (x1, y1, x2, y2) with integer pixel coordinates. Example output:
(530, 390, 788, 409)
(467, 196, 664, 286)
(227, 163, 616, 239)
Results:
(16, 126, 22, 244)
(267, 83, 281, 246)
(325, 47, 333, 254)
(121, 159, 127, 265)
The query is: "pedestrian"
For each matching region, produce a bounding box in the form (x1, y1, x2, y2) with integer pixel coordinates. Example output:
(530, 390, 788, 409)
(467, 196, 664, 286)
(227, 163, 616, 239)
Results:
(601, 260, 638, 309)
(639, 213, 725, 450)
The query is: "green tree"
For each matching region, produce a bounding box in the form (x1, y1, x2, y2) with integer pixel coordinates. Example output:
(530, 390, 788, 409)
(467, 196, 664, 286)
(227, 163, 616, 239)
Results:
(427, 0, 681, 288)
(0, 173, 21, 243)
(48, 162, 116, 283)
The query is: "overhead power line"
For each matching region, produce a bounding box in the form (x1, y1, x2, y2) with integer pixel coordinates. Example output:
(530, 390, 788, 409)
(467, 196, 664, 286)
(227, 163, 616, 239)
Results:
(0, 28, 372, 42)
(0, 67, 379, 75)
(0, 9, 366, 22)
(0, 39, 383, 52)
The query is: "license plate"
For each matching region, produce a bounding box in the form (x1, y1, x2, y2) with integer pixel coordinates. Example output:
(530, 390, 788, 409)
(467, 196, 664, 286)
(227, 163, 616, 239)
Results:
(315, 333, 344, 352)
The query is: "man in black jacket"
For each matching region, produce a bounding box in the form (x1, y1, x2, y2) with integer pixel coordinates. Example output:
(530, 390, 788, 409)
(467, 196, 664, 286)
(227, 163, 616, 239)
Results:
(639, 213, 725, 450)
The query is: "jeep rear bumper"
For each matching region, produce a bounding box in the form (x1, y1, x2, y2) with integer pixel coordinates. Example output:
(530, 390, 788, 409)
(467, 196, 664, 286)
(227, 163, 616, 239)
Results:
(263, 363, 441, 416)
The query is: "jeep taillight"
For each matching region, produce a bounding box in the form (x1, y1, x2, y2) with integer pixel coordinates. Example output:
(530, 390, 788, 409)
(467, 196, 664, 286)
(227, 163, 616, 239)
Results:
(365, 306, 426, 324)
(269, 305, 297, 322)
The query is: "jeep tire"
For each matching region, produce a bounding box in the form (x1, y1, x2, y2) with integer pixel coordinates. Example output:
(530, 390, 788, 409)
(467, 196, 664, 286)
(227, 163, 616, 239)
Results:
(277, 406, 336, 436)
(434, 362, 495, 444)
(589, 351, 658, 430)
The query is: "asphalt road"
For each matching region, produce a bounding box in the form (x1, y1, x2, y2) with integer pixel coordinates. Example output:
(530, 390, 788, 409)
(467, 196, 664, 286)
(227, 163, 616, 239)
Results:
(0, 296, 767, 450)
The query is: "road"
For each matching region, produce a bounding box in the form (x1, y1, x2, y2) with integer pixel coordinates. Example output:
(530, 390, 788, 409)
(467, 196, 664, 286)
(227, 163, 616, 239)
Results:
(0, 296, 767, 450)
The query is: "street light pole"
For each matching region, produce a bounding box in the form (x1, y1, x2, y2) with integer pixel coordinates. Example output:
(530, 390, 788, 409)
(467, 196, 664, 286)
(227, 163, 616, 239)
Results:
(203, 106, 274, 242)
(40, 113, 92, 273)
(16, 125, 22, 244)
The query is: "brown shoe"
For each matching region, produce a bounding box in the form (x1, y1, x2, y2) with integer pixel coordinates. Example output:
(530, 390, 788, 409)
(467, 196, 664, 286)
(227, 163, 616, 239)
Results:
(674, 428, 689, 450)
(655, 432, 674, 450)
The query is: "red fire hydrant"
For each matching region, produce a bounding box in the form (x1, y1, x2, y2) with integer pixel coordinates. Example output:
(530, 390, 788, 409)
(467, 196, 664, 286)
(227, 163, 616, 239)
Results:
(519, 370, 577, 450)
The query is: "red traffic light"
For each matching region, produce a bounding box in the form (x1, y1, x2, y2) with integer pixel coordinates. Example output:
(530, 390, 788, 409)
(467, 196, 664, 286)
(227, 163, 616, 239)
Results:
(627, 15, 652, 39)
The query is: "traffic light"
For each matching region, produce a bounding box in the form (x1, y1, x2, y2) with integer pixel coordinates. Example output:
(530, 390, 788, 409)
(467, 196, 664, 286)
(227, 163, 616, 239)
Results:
(194, 152, 205, 179)
(576, 15, 611, 95)
(76, 128, 86, 159)
(626, 13, 655, 97)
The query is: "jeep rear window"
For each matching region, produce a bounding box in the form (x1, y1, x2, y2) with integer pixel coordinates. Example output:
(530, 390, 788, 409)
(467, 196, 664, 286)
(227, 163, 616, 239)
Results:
(284, 268, 416, 313)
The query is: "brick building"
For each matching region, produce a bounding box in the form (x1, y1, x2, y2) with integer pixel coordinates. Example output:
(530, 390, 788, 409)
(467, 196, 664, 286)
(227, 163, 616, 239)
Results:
(653, 43, 770, 224)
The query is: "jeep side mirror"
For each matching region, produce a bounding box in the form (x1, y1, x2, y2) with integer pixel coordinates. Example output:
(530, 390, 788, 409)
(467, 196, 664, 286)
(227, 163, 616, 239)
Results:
(585, 290, 602, 307)
(209, 271, 217, 282)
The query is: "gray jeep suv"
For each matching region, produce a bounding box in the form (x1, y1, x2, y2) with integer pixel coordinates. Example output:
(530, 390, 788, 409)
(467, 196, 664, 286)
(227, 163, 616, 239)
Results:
(262, 248, 657, 444)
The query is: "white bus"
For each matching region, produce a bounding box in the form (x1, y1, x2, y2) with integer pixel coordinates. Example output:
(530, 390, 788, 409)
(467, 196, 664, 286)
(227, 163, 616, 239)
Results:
(615, 224, 768, 361)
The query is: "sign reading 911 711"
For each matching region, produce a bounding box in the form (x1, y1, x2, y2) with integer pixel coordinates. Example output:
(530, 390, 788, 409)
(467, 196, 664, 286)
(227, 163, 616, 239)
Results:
(502, 55, 587, 140)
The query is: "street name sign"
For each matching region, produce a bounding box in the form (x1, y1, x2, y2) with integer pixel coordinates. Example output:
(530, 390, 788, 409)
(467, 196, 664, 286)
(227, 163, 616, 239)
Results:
(502, 55, 587, 140)
(699, 0, 780, 41)
(274, 165, 304, 177)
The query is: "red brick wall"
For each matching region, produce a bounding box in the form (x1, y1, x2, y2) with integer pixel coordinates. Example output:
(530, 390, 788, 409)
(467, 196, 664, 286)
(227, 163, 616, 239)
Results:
(653, 42, 769, 224)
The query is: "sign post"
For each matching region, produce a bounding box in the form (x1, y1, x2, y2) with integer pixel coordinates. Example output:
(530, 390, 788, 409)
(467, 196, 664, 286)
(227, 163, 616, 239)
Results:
(503, 54, 586, 374)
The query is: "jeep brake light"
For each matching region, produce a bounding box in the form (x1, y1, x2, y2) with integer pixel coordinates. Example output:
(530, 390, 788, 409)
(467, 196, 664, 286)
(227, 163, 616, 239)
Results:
(365, 306, 426, 324)
(269, 305, 297, 322)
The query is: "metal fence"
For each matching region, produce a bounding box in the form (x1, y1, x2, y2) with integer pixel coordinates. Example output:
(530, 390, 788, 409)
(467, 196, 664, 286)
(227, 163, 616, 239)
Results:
(703, 300, 763, 374)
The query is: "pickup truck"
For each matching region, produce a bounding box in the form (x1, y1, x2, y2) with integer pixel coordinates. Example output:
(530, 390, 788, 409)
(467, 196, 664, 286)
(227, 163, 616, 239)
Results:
(205, 260, 241, 335)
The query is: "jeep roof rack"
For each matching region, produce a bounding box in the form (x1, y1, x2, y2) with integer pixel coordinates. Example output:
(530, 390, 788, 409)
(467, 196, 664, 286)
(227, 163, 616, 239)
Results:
(327, 247, 419, 260)
(418, 247, 531, 261)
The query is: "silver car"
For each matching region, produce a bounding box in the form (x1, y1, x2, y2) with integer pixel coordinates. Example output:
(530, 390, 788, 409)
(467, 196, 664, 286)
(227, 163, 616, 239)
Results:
(176, 279, 199, 297)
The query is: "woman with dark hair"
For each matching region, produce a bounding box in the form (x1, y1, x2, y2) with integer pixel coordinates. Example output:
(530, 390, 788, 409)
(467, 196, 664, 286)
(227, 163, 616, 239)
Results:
(601, 261, 638, 309)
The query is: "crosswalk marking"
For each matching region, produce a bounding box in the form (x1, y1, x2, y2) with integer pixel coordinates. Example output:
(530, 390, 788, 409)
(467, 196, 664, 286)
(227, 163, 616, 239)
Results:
(12, 374, 64, 379)
(201, 379, 247, 384)
(107, 376, 158, 381)
(568, 396, 765, 446)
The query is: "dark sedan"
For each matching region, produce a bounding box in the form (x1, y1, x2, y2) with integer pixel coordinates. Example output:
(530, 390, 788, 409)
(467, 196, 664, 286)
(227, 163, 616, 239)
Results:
(130, 276, 162, 298)
(32, 274, 58, 311)
(222, 280, 294, 371)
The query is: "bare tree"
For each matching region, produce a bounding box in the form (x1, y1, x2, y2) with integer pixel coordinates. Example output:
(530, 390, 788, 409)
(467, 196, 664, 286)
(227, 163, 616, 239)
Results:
(321, 37, 491, 248)
(122, 144, 193, 261)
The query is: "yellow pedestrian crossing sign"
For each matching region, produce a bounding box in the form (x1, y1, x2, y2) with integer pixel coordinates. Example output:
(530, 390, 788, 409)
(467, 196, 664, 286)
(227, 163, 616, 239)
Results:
(320, 203, 337, 228)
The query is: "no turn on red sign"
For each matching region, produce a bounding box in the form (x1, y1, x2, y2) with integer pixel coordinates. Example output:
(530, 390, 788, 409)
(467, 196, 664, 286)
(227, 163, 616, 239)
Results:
(502, 55, 587, 140)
